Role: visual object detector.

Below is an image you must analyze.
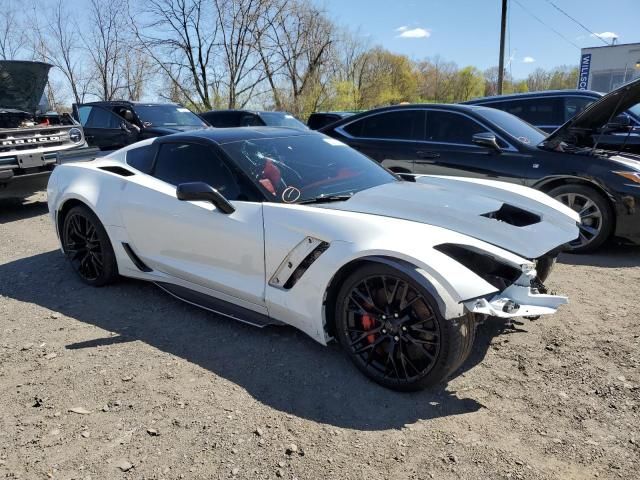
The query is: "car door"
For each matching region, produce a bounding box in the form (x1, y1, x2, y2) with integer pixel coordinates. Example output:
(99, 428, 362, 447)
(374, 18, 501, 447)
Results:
(332, 109, 427, 173)
(76, 105, 138, 149)
(411, 109, 526, 184)
(120, 141, 266, 311)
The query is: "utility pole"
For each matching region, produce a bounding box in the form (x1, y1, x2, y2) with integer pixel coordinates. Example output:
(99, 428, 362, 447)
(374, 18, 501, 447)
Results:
(497, 0, 508, 95)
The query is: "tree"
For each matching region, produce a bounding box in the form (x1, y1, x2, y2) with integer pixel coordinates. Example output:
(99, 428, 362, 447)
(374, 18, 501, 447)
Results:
(84, 0, 129, 100)
(258, 0, 334, 116)
(0, 0, 26, 60)
(451, 66, 484, 102)
(30, 0, 92, 105)
(131, 0, 222, 110)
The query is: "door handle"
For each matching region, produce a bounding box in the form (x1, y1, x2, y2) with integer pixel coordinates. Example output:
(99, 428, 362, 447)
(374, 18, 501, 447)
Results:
(416, 151, 440, 159)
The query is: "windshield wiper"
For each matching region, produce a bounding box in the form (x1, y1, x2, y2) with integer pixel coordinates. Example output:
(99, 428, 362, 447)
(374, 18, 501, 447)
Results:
(298, 194, 353, 204)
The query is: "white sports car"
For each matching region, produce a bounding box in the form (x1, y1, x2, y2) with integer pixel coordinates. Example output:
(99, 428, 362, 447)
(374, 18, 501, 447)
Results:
(47, 127, 579, 390)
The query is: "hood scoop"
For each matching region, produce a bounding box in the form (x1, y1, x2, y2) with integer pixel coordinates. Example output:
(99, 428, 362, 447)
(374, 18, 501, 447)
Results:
(481, 204, 541, 227)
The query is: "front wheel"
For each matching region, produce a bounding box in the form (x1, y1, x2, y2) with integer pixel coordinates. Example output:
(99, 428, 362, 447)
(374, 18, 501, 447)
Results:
(62, 205, 118, 286)
(548, 184, 613, 253)
(334, 264, 475, 391)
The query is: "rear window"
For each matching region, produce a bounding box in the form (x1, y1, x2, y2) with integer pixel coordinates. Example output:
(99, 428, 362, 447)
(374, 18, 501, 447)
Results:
(126, 145, 155, 173)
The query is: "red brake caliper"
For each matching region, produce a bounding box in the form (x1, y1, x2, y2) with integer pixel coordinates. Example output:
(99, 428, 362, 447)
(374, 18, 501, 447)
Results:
(361, 314, 376, 344)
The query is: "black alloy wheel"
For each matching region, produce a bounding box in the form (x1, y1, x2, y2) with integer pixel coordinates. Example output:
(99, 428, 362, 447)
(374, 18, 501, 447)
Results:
(335, 264, 474, 391)
(62, 205, 118, 286)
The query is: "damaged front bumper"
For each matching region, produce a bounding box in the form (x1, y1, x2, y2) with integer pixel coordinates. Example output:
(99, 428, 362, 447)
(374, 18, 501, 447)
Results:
(463, 268, 568, 319)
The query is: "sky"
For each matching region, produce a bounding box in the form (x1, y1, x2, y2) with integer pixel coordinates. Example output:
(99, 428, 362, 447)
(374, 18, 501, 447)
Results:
(321, 0, 640, 78)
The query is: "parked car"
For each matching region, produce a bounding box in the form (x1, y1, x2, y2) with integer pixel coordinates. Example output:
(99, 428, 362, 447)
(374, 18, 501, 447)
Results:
(72, 101, 208, 150)
(0, 61, 95, 200)
(321, 78, 640, 253)
(307, 111, 356, 130)
(463, 89, 640, 153)
(47, 127, 577, 390)
(199, 110, 307, 130)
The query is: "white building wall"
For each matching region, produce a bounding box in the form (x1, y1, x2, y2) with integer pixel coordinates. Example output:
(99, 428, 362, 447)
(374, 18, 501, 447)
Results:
(580, 43, 640, 92)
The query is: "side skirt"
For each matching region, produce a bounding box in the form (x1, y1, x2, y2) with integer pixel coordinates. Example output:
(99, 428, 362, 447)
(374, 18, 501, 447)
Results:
(154, 282, 284, 328)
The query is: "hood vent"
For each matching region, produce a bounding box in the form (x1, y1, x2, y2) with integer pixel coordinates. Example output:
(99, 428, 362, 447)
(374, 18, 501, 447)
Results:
(481, 203, 540, 227)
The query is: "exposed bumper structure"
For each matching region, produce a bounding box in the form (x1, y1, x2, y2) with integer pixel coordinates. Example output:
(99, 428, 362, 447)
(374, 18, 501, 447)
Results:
(463, 268, 568, 319)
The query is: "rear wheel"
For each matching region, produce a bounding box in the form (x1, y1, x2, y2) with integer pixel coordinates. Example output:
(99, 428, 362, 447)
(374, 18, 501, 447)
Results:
(334, 264, 474, 391)
(548, 184, 613, 253)
(62, 205, 118, 286)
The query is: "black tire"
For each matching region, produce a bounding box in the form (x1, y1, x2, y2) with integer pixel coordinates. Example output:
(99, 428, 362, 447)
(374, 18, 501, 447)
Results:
(61, 205, 118, 286)
(535, 255, 556, 283)
(548, 184, 613, 253)
(334, 263, 475, 391)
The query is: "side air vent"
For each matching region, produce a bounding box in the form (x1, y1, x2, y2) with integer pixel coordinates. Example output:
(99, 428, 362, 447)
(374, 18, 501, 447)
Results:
(269, 237, 330, 290)
(283, 242, 329, 289)
(122, 242, 152, 272)
(98, 166, 135, 177)
(481, 204, 540, 227)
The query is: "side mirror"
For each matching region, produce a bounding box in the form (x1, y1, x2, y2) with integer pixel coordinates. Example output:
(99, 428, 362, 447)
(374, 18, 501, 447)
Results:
(176, 182, 236, 214)
(605, 114, 631, 130)
(472, 132, 502, 152)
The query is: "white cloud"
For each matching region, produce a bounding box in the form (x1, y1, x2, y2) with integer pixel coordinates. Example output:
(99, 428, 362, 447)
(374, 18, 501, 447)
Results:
(591, 31, 618, 41)
(395, 26, 409, 32)
(397, 27, 430, 39)
(522, 56, 535, 63)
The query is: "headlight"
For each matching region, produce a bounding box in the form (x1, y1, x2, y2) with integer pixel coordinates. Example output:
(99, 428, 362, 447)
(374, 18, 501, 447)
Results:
(69, 128, 83, 144)
(613, 171, 640, 184)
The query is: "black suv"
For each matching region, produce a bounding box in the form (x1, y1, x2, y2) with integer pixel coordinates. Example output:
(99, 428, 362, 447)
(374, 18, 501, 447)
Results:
(72, 101, 208, 150)
(464, 90, 640, 153)
(321, 79, 640, 253)
(200, 110, 307, 130)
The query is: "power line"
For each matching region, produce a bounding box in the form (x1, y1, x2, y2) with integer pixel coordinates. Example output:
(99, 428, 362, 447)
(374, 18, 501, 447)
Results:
(543, 0, 610, 46)
(512, 0, 581, 50)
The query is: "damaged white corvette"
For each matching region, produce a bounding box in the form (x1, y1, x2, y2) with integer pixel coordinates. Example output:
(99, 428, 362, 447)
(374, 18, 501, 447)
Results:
(47, 128, 579, 390)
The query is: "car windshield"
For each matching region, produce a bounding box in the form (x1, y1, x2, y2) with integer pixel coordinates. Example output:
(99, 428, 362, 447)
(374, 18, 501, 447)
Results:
(258, 112, 308, 130)
(134, 105, 206, 127)
(476, 107, 547, 145)
(221, 134, 397, 203)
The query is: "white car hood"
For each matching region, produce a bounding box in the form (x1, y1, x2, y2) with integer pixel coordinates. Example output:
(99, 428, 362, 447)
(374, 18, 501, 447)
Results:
(320, 176, 580, 259)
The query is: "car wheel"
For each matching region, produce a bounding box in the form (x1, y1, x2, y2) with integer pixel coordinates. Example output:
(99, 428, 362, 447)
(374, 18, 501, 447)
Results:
(62, 205, 118, 286)
(335, 263, 475, 391)
(548, 184, 613, 253)
(535, 255, 556, 283)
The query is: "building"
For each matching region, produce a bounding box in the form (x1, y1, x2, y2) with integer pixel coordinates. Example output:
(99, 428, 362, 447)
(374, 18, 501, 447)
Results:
(578, 42, 640, 92)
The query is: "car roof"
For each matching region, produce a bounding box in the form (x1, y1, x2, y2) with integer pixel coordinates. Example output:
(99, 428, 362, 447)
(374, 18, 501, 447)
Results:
(464, 89, 604, 104)
(202, 109, 291, 116)
(154, 126, 313, 145)
(82, 101, 182, 107)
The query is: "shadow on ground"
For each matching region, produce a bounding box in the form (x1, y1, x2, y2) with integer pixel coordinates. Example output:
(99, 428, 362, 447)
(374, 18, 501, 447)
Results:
(0, 197, 48, 224)
(559, 243, 640, 268)
(0, 251, 492, 431)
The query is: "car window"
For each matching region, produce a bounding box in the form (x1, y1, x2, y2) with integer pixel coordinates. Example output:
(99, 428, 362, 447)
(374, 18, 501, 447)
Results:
(426, 110, 489, 144)
(343, 110, 426, 140)
(240, 114, 264, 126)
(200, 111, 242, 127)
(564, 97, 595, 122)
(82, 106, 123, 129)
(126, 145, 155, 173)
(153, 143, 241, 200)
(490, 98, 563, 127)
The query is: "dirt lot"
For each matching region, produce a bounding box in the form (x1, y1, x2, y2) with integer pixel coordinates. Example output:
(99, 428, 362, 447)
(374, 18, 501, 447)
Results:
(1, 192, 639, 480)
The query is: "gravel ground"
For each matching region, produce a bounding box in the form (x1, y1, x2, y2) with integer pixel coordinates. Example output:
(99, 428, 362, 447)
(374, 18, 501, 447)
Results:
(1, 192, 639, 480)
